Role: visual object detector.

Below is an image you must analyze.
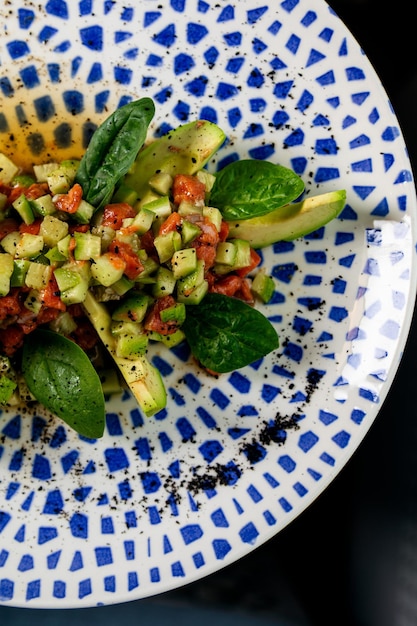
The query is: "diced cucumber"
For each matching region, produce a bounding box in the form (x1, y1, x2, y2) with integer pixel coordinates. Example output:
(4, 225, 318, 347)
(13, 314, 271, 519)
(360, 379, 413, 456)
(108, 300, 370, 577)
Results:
(231, 238, 251, 268)
(54, 266, 81, 291)
(0, 153, 19, 184)
(1, 231, 20, 255)
(54, 264, 90, 304)
(45, 246, 68, 263)
(73, 231, 101, 261)
(148, 328, 186, 348)
(73, 199, 95, 224)
(160, 302, 186, 324)
(142, 195, 172, 219)
(131, 207, 154, 234)
(90, 252, 125, 286)
(154, 230, 182, 264)
(57, 233, 72, 258)
(46, 160, 79, 194)
(171, 247, 197, 279)
(49, 311, 78, 335)
(136, 189, 161, 209)
(181, 219, 201, 245)
(214, 238, 251, 274)
(39, 214, 69, 247)
(33, 162, 59, 182)
(31, 194, 56, 217)
(10, 259, 30, 287)
(215, 241, 237, 266)
(111, 275, 135, 296)
(177, 201, 203, 217)
(176, 259, 205, 296)
(196, 169, 216, 192)
(47, 169, 72, 195)
(25, 262, 53, 290)
(15, 233, 44, 259)
(177, 279, 208, 305)
(148, 172, 173, 196)
(12, 174, 35, 187)
(0, 253, 14, 296)
(13, 194, 35, 225)
(152, 266, 176, 297)
(251, 268, 275, 303)
(112, 293, 150, 323)
(136, 255, 159, 283)
(24, 289, 43, 314)
(203, 206, 222, 231)
(91, 224, 115, 250)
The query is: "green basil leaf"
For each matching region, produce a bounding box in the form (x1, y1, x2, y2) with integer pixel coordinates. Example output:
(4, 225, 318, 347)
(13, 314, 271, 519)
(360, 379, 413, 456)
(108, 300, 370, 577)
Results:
(75, 97, 155, 210)
(22, 329, 105, 439)
(209, 159, 305, 221)
(182, 293, 279, 373)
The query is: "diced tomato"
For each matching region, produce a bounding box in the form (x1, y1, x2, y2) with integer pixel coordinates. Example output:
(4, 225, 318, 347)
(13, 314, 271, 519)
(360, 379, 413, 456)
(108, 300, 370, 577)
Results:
(7, 186, 26, 205)
(235, 277, 254, 304)
(0, 289, 22, 320)
(144, 295, 179, 335)
(140, 229, 158, 262)
(235, 248, 262, 278)
(54, 183, 83, 213)
(36, 306, 61, 325)
(209, 274, 254, 304)
(40, 275, 66, 311)
(158, 211, 182, 236)
(210, 275, 243, 297)
(71, 318, 99, 351)
(19, 218, 42, 235)
(102, 203, 136, 230)
(25, 182, 49, 200)
(172, 174, 206, 206)
(190, 216, 219, 270)
(0, 324, 24, 356)
(0, 217, 19, 241)
(67, 303, 84, 318)
(108, 240, 144, 280)
(69, 223, 90, 234)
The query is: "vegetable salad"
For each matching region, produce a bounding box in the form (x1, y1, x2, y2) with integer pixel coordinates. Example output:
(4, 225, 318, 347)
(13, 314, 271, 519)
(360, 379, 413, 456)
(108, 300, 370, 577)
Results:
(0, 98, 345, 437)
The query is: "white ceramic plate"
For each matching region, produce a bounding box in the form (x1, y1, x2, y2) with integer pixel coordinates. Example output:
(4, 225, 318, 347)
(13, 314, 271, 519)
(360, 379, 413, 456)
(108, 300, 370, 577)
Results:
(0, 0, 416, 608)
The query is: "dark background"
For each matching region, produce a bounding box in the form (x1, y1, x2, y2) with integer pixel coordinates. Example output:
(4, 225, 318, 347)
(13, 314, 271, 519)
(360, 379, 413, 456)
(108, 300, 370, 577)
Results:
(1, 1, 416, 624)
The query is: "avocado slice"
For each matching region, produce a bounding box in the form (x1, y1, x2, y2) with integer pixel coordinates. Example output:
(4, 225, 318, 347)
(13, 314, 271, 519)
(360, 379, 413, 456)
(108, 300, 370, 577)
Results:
(82, 291, 166, 416)
(227, 189, 346, 248)
(123, 120, 226, 201)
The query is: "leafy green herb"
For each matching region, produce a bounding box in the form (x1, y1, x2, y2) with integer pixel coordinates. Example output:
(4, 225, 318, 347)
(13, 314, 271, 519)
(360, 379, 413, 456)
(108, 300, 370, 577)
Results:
(75, 97, 155, 210)
(209, 159, 305, 221)
(22, 329, 105, 438)
(182, 293, 279, 373)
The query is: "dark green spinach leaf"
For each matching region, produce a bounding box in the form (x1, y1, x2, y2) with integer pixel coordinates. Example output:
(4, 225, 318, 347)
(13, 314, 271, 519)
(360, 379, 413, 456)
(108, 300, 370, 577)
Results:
(75, 97, 155, 210)
(182, 293, 279, 373)
(209, 159, 305, 221)
(22, 329, 105, 439)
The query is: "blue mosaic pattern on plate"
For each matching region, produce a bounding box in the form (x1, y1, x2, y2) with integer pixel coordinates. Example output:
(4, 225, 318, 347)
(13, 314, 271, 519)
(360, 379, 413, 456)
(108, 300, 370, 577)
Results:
(0, 0, 416, 609)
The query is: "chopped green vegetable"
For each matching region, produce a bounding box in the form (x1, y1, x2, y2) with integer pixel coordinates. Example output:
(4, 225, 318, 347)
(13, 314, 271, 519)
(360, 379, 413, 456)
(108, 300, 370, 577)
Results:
(22, 329, 105, 439)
